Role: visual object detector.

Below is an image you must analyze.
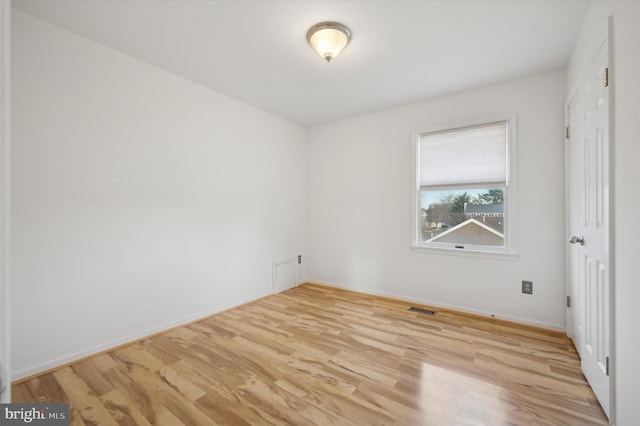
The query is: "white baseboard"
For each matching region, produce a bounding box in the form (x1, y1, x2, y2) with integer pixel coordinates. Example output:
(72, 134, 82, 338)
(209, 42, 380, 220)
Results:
(12, 289, 273, 381)
(14, 279, 567, 381)
(305, 279, 566, 332)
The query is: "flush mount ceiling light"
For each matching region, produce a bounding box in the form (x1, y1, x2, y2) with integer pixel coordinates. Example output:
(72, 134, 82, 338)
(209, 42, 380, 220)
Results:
(306, 22, 351, 63)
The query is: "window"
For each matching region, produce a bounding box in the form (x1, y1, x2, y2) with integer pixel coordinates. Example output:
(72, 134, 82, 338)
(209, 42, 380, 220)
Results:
(412, 116, 516, 255)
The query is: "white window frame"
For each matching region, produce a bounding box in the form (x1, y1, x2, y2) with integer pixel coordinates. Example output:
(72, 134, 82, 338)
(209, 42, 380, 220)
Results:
(410, 114, 518, 259)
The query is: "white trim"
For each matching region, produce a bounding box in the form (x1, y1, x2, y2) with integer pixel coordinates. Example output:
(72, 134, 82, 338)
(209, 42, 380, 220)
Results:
(410, 113, 518, 256)
(564, 85, 579, 344)
(0, 0, 11, 403)
(306, 279, 564, 332)
(606, 17, 616, 422)
(410, 245, 518, 260)
(12, 289, 273, 381)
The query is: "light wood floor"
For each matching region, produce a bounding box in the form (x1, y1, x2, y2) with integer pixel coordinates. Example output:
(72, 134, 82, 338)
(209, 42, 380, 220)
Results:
(13, 283, 607, 425)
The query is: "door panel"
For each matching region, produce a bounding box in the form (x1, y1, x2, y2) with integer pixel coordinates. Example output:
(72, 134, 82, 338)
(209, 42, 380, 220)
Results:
(567, 37, 611, 418)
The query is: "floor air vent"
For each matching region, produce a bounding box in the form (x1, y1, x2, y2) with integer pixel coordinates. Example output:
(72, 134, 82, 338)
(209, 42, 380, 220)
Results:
(409, 307, 437, 316)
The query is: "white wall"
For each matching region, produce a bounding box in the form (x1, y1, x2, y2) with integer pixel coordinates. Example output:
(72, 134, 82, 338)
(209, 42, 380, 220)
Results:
(308, 70, 566, 329)
(13, 6, 638, 421)
(1, 0, 11, 403)
(567, 2, 640, 425)
(11, 10, 307, 379)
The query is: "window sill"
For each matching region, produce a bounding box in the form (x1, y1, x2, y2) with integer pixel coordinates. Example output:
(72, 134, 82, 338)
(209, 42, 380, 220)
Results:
(410, 245, 518, 261)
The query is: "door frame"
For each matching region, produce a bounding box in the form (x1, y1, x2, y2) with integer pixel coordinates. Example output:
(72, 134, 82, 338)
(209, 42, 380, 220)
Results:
(563, 86, 580, 347)
(564, 18, 615, 422)
(605, 17, 616, 422)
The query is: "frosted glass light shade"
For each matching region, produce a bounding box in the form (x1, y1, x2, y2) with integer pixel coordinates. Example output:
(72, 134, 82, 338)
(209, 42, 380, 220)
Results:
(307, 22, 351, 62)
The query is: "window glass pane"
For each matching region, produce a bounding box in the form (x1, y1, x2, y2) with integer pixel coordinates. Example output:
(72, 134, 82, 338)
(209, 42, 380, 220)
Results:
(420, 188, 505, 247)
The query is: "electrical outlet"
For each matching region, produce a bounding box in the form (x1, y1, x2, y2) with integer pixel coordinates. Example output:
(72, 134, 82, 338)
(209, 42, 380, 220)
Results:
(522, 280, 533, 295)
(297, 255, 302, 264)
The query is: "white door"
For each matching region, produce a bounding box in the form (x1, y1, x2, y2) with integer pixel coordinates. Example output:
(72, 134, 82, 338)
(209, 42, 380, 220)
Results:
(566, 38, 611, 417)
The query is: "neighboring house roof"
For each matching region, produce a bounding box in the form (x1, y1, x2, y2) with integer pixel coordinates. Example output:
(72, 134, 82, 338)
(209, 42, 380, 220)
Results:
(464, 204, 504, 215)
(427, 218, 504, 245)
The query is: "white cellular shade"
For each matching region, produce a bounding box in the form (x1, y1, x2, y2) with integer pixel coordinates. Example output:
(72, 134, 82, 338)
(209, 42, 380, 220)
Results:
(419, 122, 507, 187)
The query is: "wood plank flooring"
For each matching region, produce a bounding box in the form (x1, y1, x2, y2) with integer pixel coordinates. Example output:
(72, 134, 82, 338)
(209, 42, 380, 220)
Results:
(12, 283, 608, 425)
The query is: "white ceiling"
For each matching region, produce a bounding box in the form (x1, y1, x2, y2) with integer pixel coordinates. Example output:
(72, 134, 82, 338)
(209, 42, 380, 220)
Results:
(12, 0, 589, 127)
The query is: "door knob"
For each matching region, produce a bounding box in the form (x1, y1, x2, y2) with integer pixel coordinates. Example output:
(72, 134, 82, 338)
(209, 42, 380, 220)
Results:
(569, 236, 584, 245)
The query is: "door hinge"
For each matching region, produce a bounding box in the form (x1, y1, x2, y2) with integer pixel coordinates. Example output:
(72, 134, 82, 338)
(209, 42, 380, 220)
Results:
(566, 295, 571, 308)
(565, 126, 570, 139)
(603, 67, 609, 88)
(605, 356, 610, 376)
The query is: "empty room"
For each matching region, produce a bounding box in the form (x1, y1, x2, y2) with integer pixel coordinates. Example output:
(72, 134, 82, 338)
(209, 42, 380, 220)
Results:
(1, 0, 639, 425)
